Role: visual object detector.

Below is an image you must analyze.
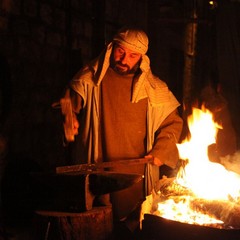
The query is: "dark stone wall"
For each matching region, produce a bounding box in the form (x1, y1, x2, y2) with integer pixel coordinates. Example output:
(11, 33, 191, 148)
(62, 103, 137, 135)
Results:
(147, 1, 186, 110)
(1, 0, 69, 170)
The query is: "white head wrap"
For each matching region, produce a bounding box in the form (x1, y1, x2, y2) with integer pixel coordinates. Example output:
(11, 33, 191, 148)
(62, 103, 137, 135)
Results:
(113, 28, 149, 55)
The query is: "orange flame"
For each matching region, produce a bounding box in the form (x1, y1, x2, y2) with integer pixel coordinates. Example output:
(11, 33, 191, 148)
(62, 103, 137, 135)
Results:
(155, 107, 240, 226)
(176, 107, 240, 201)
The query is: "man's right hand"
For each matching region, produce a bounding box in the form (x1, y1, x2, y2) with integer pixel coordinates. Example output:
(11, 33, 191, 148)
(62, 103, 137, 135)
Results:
(72, 113, 79, 136)
(60, 97, 79, 142)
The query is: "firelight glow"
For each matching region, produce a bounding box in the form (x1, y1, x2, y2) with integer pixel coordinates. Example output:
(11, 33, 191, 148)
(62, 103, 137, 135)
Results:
(176, 107, 240, 201)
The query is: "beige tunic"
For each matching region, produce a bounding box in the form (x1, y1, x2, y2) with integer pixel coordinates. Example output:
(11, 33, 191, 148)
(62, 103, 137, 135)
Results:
(100, 68, 147, 219)
(67, 42, 183, 220)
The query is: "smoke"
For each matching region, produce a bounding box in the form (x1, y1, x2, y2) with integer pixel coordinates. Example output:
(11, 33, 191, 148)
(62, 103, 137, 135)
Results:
(220, 150, 240, 175)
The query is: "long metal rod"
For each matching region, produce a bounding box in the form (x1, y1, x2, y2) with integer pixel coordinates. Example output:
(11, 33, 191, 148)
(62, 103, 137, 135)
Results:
(56, 158, 154, 174)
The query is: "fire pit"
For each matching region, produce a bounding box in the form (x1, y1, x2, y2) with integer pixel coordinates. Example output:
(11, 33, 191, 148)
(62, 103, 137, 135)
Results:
(150, 176, 240, 229)
(141, 175, 240, 240)
(142, 214, 240, 240)
(141, 107, 240, 240)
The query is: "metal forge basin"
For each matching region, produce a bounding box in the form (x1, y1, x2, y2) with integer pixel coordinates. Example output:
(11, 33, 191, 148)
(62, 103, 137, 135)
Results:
(32, 171, 143, 212)
(142, 214, 240, 240)
(141, 176, 240, 240)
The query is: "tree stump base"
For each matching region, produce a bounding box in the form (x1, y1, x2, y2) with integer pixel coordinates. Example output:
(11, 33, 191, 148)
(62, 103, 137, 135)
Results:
(34, 206, 113, 240)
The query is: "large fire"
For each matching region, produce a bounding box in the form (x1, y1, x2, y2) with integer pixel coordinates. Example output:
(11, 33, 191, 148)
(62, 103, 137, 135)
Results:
(177, 107, 240, 201)
(143, 107, 240, 229)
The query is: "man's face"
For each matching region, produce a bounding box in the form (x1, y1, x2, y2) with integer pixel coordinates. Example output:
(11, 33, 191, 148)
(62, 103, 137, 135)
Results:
(111, 44, 142, 75)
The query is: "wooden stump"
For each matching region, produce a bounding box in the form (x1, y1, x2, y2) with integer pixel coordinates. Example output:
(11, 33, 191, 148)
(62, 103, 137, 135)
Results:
(34, 206, 113, 240)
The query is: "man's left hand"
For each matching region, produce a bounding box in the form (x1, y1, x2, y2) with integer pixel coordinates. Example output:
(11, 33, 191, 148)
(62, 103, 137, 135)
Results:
(145, 155, 163, 166)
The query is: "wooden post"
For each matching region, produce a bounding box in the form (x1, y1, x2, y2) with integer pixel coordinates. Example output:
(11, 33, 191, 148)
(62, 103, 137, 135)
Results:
(181, 1, 198, 141)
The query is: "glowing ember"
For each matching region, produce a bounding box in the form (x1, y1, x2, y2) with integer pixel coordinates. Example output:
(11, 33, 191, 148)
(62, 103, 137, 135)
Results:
(152, 107, 240, 228)
(155, 197, 223, 226)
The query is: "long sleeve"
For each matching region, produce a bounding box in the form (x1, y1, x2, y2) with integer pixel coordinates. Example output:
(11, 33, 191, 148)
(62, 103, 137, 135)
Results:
(149, 109, 183, 168)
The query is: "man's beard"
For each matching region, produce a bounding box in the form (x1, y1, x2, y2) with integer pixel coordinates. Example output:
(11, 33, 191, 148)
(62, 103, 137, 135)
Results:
(110, 56, 140, 75)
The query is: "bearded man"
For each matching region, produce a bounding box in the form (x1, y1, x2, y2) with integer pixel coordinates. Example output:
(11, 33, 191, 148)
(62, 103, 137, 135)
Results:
(61, 27, 183, 237)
